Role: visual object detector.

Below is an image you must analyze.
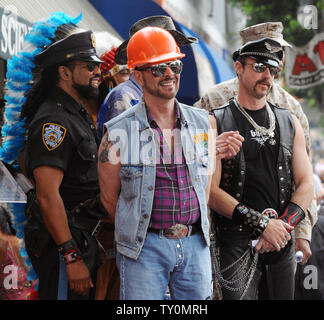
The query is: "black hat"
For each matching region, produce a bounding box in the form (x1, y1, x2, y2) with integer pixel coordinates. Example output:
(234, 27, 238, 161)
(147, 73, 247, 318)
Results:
(35, 30, 103, 67)
(115, 15, 198, 65)
(232, 38, 283, 67)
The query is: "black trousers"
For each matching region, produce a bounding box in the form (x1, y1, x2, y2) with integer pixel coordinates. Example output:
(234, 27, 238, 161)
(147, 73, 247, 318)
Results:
(25, 227, 99, 300)
(218, 227, 295, 300)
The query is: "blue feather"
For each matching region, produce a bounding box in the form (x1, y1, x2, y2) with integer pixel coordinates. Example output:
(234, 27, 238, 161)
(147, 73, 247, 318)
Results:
(1, 11, 83, 288)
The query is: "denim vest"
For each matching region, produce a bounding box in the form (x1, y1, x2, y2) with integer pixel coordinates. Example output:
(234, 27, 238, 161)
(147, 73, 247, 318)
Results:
(105, 99, 211, 260)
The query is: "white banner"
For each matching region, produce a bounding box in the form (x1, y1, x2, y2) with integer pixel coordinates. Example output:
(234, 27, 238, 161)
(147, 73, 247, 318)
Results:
(0, 6, 32, 60)
(285, 32, 324, 89)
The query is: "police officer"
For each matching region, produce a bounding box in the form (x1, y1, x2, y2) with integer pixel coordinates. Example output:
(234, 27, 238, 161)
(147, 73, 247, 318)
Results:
(23, 30, 107, 300)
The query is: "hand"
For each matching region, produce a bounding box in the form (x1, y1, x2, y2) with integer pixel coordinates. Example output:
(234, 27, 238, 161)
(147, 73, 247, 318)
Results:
(262, 219, 294, 252)
(254, 237, 277, 253)
(66, 260, 94, 295)
(295, 238, 312, 265)
(216, 131, 244, 160)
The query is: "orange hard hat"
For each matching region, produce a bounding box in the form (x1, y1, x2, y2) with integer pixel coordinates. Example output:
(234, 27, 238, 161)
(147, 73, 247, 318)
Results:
(127, 26, 185, 69)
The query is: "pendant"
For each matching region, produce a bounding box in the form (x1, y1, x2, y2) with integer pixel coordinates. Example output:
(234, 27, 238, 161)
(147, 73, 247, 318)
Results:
(269, 138, 276, 145)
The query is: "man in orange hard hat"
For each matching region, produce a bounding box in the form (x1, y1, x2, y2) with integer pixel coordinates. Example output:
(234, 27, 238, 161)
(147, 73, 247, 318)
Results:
(97, 26, 217, 300)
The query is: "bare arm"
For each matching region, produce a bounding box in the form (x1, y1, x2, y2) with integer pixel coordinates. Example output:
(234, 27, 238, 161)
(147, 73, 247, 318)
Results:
(33, 166, 93, 295)
(98, 131, 121, 221)
(290, 115, 314, 211)
(33, 166, 71, 245)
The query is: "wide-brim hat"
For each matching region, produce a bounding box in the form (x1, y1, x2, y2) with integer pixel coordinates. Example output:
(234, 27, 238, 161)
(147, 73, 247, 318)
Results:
(240, 22, 292, 48)
(115, 15, 197, 65)
(35, 30, 103, 67)
(233, 38, 283, 67)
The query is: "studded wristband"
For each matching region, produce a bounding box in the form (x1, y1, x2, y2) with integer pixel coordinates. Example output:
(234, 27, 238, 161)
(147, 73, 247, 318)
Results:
(58, 239, 83, 265)
(232, 203, 270, 238)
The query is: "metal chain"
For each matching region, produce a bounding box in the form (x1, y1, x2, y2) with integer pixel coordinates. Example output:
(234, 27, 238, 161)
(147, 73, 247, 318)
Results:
(233, 97, 276, 138)
(213, 247, 259, 299)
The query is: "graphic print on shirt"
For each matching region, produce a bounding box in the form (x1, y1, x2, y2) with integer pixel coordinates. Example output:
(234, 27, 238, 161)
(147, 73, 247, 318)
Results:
(42, 123, 67, 151)
(249, 129, 276, 147)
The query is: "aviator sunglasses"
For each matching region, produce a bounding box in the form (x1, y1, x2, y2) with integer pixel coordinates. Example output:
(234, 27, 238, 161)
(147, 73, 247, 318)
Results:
(243, 62, 280, 77)
(136, 60, 183, 77)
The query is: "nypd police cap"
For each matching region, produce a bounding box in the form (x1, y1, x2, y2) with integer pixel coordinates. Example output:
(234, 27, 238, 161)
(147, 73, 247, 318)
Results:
(35, 30, 103, 67)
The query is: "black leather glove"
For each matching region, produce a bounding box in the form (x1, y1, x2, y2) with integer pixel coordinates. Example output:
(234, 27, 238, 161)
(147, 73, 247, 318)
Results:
(279, 202, 305, 229)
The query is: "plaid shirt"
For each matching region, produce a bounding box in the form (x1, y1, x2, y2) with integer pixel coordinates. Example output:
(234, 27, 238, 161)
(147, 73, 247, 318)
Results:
(147, 106, 201, 229)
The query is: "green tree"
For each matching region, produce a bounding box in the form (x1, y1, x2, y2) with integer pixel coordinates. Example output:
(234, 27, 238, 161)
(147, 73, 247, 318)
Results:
(227, 0, 324, 118)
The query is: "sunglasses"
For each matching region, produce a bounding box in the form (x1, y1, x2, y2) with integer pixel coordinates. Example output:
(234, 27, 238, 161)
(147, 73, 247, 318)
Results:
(69, 61, 101, 72)
(244, 62, 280, 77)
(136, 60, 183, 77)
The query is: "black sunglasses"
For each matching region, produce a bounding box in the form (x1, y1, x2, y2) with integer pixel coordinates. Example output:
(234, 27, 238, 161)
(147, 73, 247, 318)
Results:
(244, 62, 280, 77)
(136, 60, 183, 77)
(69, 61, 101, 72)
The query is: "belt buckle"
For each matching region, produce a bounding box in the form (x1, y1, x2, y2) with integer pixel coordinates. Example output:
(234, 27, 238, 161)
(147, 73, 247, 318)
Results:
(91, 220, 103, 236)
(164, 224, 188, 239)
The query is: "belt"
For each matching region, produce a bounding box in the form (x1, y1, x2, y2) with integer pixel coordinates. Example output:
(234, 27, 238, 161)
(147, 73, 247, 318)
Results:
(147, 223, 201, 239)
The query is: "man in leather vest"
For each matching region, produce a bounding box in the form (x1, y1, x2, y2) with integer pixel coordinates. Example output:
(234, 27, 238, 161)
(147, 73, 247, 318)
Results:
(208, 38, 314, 299)
(195, 22, 317, 265)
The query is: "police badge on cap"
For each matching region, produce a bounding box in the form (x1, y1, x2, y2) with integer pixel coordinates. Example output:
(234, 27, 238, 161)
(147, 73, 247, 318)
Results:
(35, 30, 103, 67)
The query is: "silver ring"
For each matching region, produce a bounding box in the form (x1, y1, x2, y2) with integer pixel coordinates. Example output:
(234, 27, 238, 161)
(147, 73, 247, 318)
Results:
(216, 147, 221, 154)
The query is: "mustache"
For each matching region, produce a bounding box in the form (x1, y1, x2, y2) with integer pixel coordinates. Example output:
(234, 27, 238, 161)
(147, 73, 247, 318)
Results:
(256, 79, 271, 86)
(159, 76, 177, 82)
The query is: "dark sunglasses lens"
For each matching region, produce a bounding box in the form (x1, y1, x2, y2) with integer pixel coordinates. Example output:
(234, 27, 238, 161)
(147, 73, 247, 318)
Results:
(149, 61, 183, 77)
(253, 63, 267, 73)
(170, 61, 183, 74)
(87, 62, 100, 72)
(269, 67, 280, 77)
(151, 64, 167, 77)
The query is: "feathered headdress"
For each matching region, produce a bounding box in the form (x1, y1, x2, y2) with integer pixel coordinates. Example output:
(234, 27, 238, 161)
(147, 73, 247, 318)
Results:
(94, 31, 128, 80)
(0, 12, 83, 284)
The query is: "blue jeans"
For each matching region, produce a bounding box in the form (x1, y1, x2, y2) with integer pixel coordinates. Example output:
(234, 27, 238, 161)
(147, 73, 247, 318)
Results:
(116, 231, 212, 300)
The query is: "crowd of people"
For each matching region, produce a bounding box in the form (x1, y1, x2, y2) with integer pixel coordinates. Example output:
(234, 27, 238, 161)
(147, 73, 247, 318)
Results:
(0, 12, 322, 300)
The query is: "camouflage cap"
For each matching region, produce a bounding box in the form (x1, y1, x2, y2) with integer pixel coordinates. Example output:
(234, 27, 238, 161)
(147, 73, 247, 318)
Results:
(240, 22, 292, 48)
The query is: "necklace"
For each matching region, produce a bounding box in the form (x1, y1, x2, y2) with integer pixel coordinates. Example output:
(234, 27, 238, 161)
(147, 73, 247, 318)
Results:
(233, 97, 276, 145)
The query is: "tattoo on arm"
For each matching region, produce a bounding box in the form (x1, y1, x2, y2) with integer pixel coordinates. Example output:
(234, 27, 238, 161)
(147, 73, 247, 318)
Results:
(99, 140, 113, 163)
(99, 132, 121, 163)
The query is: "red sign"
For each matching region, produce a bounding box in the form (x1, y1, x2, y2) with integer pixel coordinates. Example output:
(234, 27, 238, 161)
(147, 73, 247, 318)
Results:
(285, 33, 324, 89)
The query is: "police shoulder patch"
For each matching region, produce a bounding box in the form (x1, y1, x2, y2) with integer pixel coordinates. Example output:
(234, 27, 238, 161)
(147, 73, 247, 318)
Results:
(42, 123, 67, 151)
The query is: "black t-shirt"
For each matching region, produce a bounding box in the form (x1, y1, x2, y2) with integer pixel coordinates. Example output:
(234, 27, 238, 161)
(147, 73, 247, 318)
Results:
(231, 103, 280, 213)
(25, 87, 100, 210)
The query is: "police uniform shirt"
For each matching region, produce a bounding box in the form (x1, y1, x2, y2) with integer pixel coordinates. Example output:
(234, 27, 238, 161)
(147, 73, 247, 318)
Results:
(25, 87, 100, 210)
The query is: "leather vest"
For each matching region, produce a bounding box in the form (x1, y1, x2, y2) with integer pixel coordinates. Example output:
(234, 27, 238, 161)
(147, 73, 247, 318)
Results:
(212, 100, 295, 225)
